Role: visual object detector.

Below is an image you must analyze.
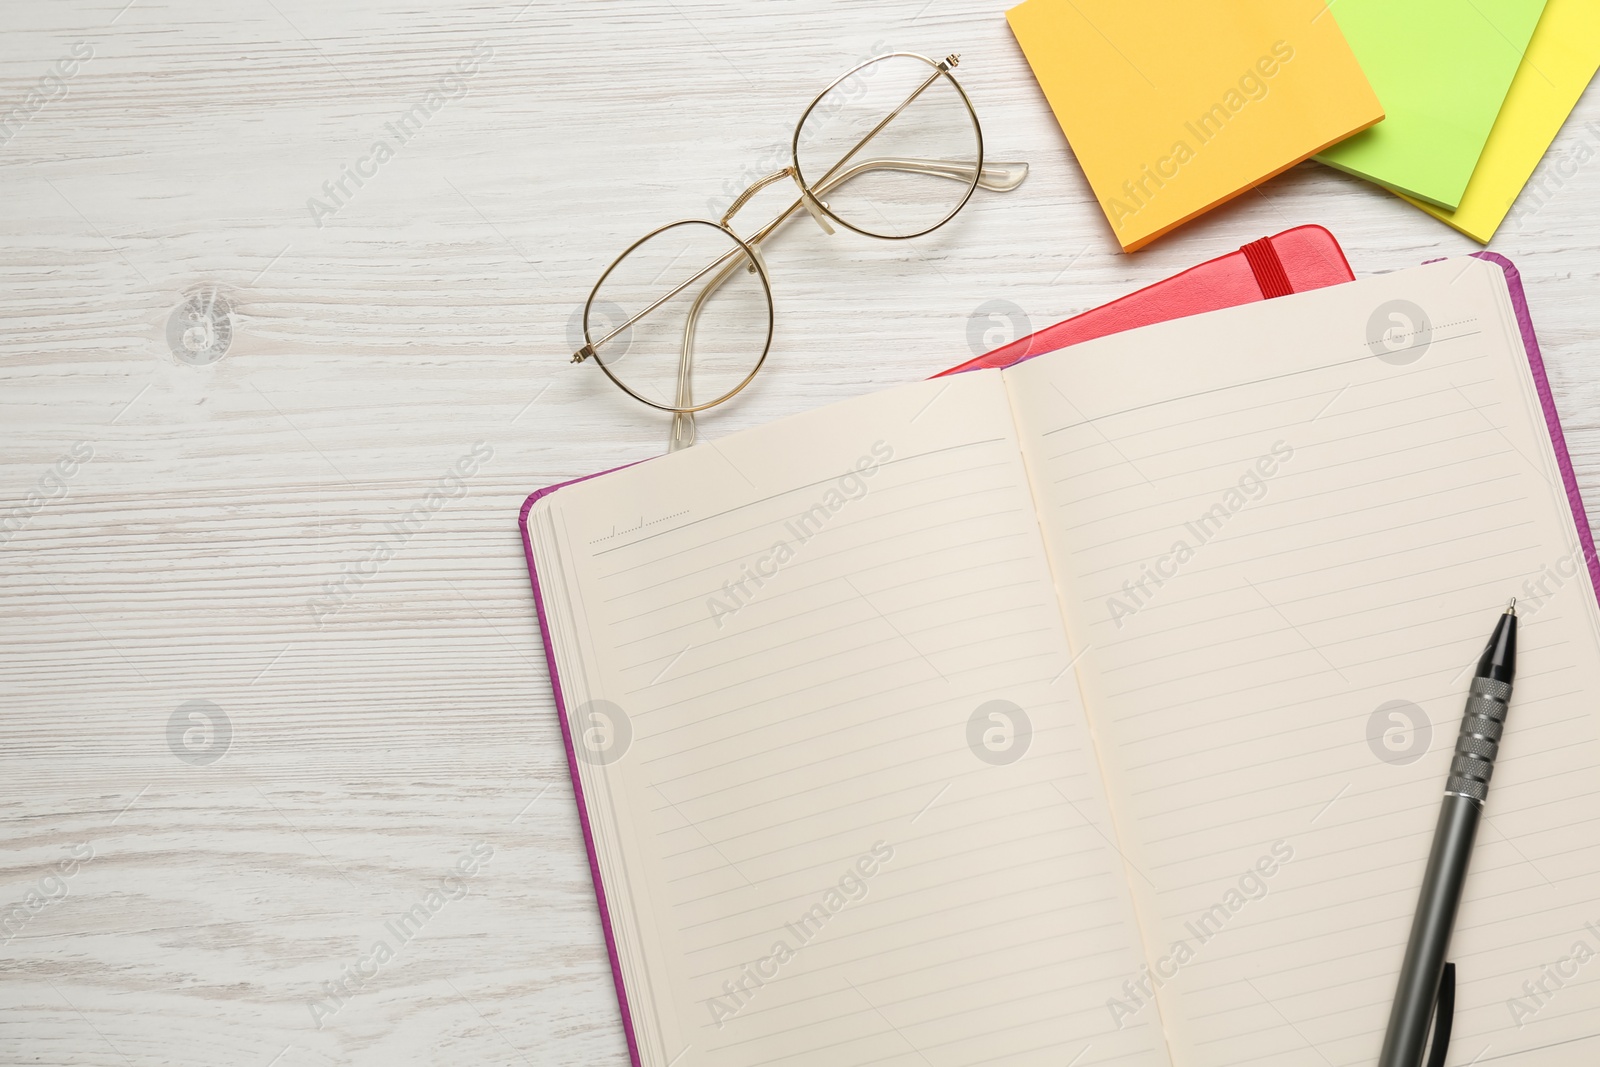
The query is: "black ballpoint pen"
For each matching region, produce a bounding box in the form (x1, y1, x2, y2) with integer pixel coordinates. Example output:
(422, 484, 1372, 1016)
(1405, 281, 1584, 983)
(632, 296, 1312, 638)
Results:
(1378, 600, 1517, 1067)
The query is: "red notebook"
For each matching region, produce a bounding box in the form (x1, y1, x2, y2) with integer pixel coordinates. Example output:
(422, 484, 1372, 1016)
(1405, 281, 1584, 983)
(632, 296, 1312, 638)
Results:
(938, 224, 1354, 375)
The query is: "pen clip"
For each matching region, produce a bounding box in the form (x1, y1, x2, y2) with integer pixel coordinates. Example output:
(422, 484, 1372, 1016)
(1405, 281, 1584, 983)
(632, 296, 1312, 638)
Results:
(1424, 962, 1455, 1067)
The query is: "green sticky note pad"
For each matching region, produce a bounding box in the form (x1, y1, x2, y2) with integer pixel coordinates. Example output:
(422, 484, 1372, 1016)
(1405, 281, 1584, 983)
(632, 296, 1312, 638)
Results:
(1316, 0, 1548, 209)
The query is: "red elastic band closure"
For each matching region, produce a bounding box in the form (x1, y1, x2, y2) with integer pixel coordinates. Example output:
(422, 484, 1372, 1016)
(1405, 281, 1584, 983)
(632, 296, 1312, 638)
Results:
(1241, 236, 1294, 299)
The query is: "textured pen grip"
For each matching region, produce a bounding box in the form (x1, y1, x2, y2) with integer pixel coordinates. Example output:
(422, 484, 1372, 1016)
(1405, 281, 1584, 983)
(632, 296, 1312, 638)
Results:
(1446, 677, 1513, 803)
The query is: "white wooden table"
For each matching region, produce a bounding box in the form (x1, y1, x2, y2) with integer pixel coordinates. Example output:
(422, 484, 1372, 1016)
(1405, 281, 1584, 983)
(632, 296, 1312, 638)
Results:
(3, 2, 1597, 1063)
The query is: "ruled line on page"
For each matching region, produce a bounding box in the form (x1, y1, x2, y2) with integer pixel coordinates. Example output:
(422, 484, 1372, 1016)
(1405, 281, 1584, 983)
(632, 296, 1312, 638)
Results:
(1061, 434, 1511, 534)
(1079, 489, 1525, 578)
(1037, 334, 1484, 438)
(1054, 403, 1507, 498)
(615, 541, 1037, 672)
(612, 546, 1036, 651)
(603, 493, 1026, 618)
(597, 457, 1014, 582)
(589, 437, 1008, 558)
(684, 861, 1111, 954)
(1056, 377, 1499, 476)
(601, 480, 1021, 605)
(672, 819, 1104, 912)
(656, 754, 1084, 876)
(713, 950, 1127, 1046)
(639, 648, 1051, 768)
(1046, 367, 1499, 475)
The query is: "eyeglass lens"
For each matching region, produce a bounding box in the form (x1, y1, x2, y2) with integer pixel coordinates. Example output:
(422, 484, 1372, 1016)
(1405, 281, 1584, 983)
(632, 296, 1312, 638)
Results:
(794, 54, 981, 238)
(586, 220, 772, 412)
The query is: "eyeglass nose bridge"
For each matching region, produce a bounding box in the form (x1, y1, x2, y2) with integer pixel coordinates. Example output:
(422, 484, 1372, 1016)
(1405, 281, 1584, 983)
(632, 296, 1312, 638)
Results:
(720, 166, 835, 237)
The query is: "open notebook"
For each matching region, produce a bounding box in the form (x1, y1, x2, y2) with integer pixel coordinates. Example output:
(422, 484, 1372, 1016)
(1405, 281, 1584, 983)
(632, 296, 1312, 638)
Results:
(522, 254, 1600, 1067)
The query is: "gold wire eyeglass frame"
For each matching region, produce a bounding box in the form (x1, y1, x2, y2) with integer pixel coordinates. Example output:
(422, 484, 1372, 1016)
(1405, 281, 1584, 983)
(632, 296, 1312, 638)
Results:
(569, 51, 1029, 451)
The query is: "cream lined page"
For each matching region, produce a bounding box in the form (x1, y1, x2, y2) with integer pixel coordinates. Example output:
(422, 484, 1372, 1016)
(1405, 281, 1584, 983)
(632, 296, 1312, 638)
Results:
(1003, 259, 1600, 1066)
(528, 372, 1166, 1067)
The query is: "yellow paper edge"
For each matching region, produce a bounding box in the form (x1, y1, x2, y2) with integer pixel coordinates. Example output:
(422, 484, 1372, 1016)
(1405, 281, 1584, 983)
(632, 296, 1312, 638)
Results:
(1397, 0, 1600, 243)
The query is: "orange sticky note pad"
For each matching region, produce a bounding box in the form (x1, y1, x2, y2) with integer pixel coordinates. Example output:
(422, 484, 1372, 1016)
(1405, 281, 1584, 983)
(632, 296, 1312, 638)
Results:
(1008, 0, 1384, 252)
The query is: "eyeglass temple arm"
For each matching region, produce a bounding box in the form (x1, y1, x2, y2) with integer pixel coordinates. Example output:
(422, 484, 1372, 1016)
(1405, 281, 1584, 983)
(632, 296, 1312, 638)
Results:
(740, 157, 1028, 246)
(870, 157, 1029, 191)
(669, 242, 756, 450)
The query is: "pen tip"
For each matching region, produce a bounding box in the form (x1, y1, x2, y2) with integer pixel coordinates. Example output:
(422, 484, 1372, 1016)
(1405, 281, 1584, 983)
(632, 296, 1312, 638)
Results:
(1507, 597, 1517, 616)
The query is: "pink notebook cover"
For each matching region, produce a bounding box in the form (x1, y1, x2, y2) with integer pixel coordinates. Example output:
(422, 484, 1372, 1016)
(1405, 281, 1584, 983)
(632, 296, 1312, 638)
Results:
(517, 251, 1597, 1067)
(938, 224, 1355, 376)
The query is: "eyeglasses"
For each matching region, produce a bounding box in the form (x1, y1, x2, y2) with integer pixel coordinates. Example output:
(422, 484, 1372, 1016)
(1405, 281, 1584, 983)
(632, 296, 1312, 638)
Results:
(570, 51, 1028, 451)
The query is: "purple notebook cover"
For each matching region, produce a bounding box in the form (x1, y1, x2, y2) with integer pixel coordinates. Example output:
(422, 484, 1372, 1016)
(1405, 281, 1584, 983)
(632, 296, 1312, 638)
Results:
(517, 252, 1598, 1067)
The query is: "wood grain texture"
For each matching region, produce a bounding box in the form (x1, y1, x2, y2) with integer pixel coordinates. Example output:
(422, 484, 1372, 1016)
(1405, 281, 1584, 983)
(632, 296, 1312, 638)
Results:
(1, 1, 1597, 1063)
